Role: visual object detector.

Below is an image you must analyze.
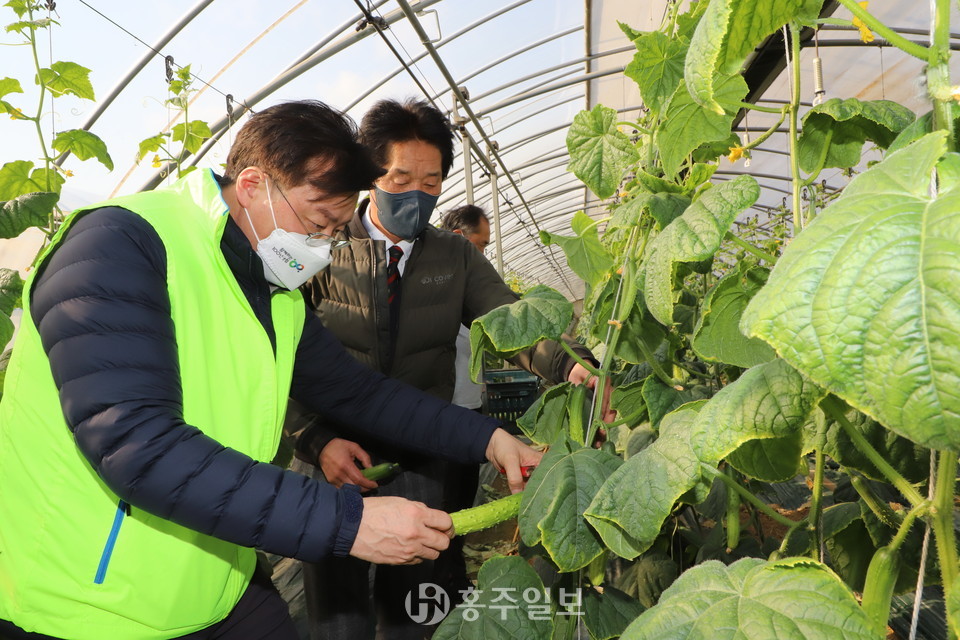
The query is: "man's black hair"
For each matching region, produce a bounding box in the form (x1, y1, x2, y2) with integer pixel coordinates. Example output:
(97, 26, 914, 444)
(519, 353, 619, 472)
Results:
(222, 99, 384, 194)
(440, 204, 489, 236)
(360, 98, 455, 178)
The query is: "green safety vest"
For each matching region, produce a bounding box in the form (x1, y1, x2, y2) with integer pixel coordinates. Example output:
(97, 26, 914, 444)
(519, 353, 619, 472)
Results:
(0, 170, 304, 639)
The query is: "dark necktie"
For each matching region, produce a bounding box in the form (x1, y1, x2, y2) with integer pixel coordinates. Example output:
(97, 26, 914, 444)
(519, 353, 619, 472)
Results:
(387, 245, 403, 342)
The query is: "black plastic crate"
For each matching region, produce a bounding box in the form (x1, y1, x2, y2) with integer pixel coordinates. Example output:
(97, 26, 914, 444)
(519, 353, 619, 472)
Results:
(483, 369, 540, 423)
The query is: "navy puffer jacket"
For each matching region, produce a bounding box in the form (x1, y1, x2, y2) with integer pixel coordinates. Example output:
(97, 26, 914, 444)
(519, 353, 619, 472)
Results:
(30, 205, 499, 562)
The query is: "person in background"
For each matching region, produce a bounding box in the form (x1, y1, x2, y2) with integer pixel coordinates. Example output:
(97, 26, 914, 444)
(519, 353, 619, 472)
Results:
(0, 99, 539, 640)
(439, 204, 491, 414)
(288, 98, 605, 640)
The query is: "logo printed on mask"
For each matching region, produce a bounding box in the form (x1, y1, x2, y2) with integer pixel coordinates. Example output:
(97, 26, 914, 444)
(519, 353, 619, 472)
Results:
(241, 176, 334, 289)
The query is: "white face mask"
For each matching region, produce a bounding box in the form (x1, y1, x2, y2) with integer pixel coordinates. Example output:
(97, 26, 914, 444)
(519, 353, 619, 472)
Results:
(243, 178, 334, 290)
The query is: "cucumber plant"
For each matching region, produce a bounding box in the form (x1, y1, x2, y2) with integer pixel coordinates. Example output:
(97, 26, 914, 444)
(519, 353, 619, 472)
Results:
(0, 1, 212, 397)
(442, 1, 960, 639)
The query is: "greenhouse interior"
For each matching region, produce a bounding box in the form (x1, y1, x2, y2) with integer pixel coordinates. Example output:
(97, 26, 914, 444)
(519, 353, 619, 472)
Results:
(2, 0, 960, 639)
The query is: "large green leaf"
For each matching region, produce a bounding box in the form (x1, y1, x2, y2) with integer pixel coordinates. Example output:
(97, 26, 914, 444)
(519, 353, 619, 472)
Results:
(614, 552, 679, 608)
(641, 376, 692, 429)
(515, 383, 591, 447)
(797, 98, 916, 174)
(585, 404, 703, 559)
(0, 268, 20, 350)
(433, 555, 552, 640)
(610, 380, 647, 423)
(608, 193, 689, 233)
(0, 76, 23, 117)
(0, 160, 65, 199)
(692, 263, 776, 368)
(821, 413, 930, 484)
(172, 119, 212, 155)
(625, 31, 687, 114)
(685, 0, 806, 113)
(725, 432, 806, 482)
(742, 132, 960, 450)
(566, 104, 639, 199)
(539, 211, 613, 290)
(657, 74, 748, 177)
(825, 519, 875, 593)
(675, 0, 710, 39)
(583, 586, 646, 640)
(519, 436, 623, 571)
(689, 359, 826, 467)
(0, 269, 24, 317)
(36, 61, 95, 100)
(621, 558, 875, 640)
(586, 360, 823, 558)
(643, 174, 759, 325)
(52, 129, 113, 171)
(469, 285, 572, 382)
(0, 191, 57, 238)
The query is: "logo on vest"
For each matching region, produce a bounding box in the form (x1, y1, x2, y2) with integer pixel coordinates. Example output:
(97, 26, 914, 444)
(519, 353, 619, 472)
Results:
(420, 273, 454, 286)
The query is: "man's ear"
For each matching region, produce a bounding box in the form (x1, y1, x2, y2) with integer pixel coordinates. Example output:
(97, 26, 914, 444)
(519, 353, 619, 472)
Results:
(235, 167, 266, 208)
(451, 229, 465, 237)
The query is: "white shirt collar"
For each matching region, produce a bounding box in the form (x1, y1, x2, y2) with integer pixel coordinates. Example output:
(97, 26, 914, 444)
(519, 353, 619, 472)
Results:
(361, 209, 416, 276)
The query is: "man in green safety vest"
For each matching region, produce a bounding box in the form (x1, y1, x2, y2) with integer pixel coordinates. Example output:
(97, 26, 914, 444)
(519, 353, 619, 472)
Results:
(0, 99, 540, 640)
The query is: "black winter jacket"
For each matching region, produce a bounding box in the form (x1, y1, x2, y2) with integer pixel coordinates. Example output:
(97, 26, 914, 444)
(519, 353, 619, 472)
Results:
(30, 205, 499, 563)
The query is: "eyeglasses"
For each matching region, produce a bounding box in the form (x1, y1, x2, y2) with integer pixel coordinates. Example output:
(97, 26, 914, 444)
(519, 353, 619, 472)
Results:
(273, 180, 351, 250)
(304, 231, 351, 250)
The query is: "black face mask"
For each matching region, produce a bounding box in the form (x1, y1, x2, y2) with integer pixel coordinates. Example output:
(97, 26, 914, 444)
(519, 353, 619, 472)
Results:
(373, 187, 439, 240)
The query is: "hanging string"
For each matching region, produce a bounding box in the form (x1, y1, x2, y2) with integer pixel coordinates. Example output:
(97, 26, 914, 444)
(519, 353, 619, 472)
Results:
(908, 449, 937, 640)
(46, 1, 58, 146)
(75, 0, 251, 111)
(742, 110, 751, 168)
(879, 46, 886, 100)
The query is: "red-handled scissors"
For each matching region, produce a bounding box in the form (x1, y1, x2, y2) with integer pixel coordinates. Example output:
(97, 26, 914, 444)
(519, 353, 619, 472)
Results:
(496, 465, 536, 480)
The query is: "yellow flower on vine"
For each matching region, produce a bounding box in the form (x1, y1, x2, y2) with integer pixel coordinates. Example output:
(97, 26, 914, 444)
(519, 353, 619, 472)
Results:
(852, 1, 875, 43)
(64, 169, 74, 177)
(151, 155, 162, 168)
(9, 107, 25, 120)
(727, 145, 745, 163)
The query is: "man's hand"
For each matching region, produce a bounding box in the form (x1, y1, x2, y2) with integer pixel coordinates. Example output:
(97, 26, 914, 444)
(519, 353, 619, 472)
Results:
(485, 428, 544, 494)
(319, 438, 379, 492)
(349, 497, 453, 564)
(567, 362, 616, 425)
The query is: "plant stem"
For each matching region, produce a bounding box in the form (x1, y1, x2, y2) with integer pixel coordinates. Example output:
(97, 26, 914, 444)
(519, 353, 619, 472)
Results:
(928, 0, 956, 153)
(819, 396, 925, 507)
(888, 501, 930, 553)
(800, 128, 834, 188)
(743, 109, 787, 151)
(725, 232, 778, 263)
(560, 341, 602, 377)
(835, 0, 930, 61)
(808, 448, 826, 561)
(932, 449, 959, 636)
(618, 120, 650, 135)
(732, 100, 785, 115)
(634, 336, 677, 389)
(26, 8, 52, 190)
(701, 464, 799, 528)
(787, 23, 804, 234)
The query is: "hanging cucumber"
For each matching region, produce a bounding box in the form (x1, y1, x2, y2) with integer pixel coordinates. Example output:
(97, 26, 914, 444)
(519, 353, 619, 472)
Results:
(450, 492, 523, 536)
(724, 466, 741, 553)
(860, 544, 901, 637)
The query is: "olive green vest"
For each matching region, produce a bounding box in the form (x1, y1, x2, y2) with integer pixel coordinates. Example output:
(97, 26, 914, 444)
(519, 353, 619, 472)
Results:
(0, 170, 304, 639)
